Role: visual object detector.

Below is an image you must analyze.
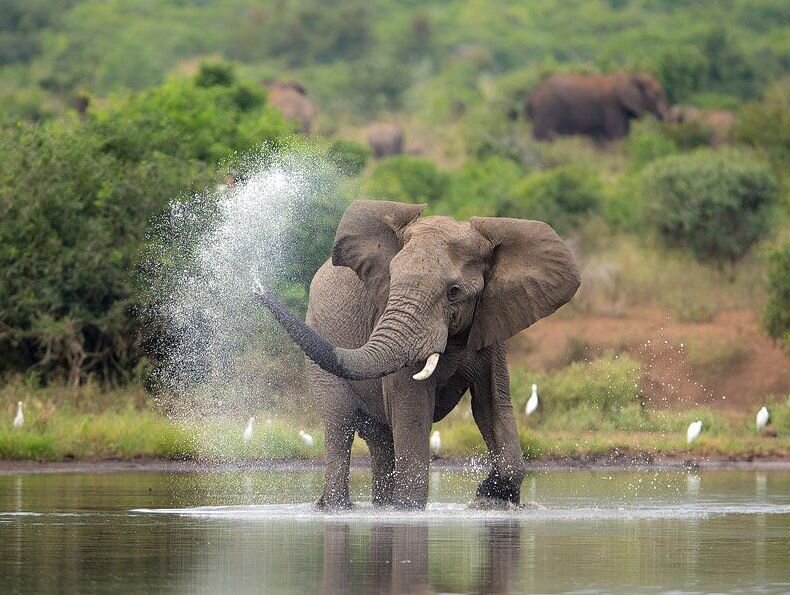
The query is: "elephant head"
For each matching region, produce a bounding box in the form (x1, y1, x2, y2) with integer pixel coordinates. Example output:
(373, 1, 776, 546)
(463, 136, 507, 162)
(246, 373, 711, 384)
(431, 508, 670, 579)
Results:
(257, 200, 580, 381)
(617, 74, 670, 121)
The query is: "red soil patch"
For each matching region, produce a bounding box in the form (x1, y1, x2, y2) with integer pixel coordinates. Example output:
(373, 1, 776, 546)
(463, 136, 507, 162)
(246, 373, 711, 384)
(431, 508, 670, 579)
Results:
(509, 307, 789, 410)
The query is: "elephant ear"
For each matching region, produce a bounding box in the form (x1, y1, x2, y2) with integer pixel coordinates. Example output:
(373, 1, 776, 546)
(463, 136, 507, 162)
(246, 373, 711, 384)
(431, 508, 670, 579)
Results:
(332, 200, 426, 297)
(618, 76, 645, 116)
(467, 217, 581, 351)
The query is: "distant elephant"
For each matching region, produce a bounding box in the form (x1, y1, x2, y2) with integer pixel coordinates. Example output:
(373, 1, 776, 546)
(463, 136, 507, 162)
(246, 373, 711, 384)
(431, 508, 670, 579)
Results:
(526, 72, 671, 141)
(668, 105, 735, 146)
(367, 122, 404, 159)
(256, 200, 580, 510)
(262, 80, 317, 134)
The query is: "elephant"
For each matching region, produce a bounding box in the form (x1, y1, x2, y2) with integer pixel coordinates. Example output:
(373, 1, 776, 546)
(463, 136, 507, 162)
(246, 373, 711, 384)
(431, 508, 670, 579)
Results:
(668, 105, 735, 146)
(256, 200, 580, 510)
(262, 80, 317, 135)
(367, 122, 404, 159)
(526, 72, 671, 141)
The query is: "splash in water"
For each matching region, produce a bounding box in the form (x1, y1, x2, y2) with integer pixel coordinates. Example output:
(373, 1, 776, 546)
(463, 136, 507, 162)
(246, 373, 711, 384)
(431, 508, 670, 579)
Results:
(142, 151, 347, 447)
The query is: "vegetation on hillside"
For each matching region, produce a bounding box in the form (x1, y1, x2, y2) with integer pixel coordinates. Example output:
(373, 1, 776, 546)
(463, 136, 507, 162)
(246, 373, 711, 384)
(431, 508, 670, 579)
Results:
(0, 0, 789, 460)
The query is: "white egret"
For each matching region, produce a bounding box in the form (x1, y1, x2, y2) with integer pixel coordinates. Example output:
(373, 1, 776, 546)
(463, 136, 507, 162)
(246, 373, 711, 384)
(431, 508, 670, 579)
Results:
(525, 384, 539, 416)
(686, 420, 703, 445)
(12, 401, 23, 429)
(430, 430, 441, 454)
(243, 417, 255, 443)
(299, 430, 314, 447)
(756, 406, 769, 432)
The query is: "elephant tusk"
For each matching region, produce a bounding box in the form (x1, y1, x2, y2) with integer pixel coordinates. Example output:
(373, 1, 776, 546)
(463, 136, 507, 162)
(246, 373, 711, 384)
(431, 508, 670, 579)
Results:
(412, 353, 440, 381)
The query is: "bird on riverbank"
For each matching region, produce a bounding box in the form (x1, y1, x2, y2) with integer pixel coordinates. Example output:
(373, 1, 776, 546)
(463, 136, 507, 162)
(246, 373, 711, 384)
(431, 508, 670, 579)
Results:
(243, 417, 255, 443)
(526, 384, 539, 416)
(756, 406, 769, 432)
(299, 430, 314, 447)
(13, 401, 23, 429)
(687, 420, 703, 445)
(430, 430, 441, 454)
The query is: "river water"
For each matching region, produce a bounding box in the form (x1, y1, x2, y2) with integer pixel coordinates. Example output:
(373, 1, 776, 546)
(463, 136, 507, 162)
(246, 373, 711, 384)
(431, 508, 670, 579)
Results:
(1, 466, 789, 593)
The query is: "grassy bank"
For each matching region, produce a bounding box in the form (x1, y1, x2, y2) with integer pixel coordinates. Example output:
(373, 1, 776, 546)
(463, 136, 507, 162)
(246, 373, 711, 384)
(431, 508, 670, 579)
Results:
(2, 379, 789, 463)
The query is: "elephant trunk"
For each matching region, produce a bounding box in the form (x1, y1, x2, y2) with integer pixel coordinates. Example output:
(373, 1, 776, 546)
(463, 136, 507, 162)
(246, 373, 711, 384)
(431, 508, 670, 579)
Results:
(255, 286, 439, 381)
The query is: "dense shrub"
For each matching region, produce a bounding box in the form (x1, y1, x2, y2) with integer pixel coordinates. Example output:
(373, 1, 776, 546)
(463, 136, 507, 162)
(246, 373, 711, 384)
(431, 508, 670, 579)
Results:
(438, 156, 526, 218)
(735, 82, 790, 165)
(643, 149, 778, 264)
(762, 242, 790, 349)
(327, 139, 369, 177)
(364, 155, 450, 205)
(656, 46, 708, 103)
(625, 120, 678, 168)
(500, 165, 602, 235)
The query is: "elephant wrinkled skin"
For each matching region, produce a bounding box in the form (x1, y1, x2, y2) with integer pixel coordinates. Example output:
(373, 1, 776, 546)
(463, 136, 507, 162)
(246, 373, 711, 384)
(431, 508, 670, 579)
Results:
(257, 200, 580, 509)
(527, 72, 670, 141)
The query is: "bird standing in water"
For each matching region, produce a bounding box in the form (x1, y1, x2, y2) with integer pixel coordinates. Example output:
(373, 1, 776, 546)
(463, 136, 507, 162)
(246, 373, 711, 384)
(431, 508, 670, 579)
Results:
(243, 417, 255, 443)
(525, 384, 539, 416)
(756, 406, 769, 432)
(687, 420, 703, 445)
(13, 401, 23, 429)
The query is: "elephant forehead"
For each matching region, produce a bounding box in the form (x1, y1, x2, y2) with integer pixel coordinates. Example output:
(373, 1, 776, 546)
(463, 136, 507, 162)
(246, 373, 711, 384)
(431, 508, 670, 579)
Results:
(405, 218, 490, 254)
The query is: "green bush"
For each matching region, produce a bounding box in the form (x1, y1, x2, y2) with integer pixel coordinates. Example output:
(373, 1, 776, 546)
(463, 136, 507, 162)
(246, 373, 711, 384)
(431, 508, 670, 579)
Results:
(762, 242, 790, 349)
(327, 139, 369, 177)
(735, 82, 790, 165)
(364, 155, 449, 205)
(643, 149, 778, 264)
(625, 120, 678, 168)
(500, 165, 602, 235)
(656, 45, 708, 103)
(512, 353, 642, 422)
(438, 156, 526, 218)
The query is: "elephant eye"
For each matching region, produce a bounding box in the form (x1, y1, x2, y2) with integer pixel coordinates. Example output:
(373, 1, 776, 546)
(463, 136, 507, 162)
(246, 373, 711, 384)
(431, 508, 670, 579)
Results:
(447, 285, 463, 302)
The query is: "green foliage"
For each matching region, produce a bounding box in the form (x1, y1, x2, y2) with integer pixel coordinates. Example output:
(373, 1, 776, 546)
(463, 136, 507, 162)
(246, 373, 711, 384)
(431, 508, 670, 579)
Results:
(656, 45, 708, 103)
(625, 120, 678, 168)
(438, 157, 526, 218)
(735, 82, 790, 166)
(762, 242, 790, 348)
(194, 62, 235, 88)
(327, 139, 370, 177)
(501, 165, 602, 235)
(643, 149, 779, 264)
(512, 353, 642, 423)
(364, 155, 450, 205)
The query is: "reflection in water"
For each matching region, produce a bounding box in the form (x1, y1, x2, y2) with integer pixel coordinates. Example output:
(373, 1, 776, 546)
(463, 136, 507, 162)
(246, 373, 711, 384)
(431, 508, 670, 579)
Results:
(1, 468, 790, 594)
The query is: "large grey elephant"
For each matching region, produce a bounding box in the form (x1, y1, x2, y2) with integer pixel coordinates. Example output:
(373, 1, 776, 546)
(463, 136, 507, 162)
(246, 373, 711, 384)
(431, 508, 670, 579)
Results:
(527, 72, 671, 140)
(257, 200, 580, 509)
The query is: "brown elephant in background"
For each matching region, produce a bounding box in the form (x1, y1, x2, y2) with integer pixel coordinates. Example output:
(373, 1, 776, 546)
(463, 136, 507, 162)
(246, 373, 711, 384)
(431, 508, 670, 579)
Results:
(256, 200, 580, 510)
(262, 80, 318, 134)
(668, 106, 736, 146)
(526, 72, 671, 141)
(367, 122, 404, 159)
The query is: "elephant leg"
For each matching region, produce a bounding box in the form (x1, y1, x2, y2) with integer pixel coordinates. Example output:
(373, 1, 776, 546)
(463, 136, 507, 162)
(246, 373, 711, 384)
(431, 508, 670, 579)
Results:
(383, 371, 435, 510)
(310, 365, 356, 510)
(470, 343, 525, 506)
(357, 416, 395, 506)
(604, 107, 630, 140)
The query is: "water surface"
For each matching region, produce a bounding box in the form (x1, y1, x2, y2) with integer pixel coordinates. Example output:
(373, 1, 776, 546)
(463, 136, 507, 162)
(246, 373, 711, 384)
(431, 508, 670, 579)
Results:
(1, 467, 789, 593)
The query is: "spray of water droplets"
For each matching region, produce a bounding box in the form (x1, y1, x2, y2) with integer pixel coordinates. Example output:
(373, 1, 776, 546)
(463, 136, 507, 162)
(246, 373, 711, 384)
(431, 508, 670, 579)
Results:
(141, 152, 346, 429)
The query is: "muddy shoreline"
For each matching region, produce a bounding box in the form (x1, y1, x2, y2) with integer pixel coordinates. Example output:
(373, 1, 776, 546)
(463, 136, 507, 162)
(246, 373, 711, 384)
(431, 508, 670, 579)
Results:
(2, 455, 790, 475)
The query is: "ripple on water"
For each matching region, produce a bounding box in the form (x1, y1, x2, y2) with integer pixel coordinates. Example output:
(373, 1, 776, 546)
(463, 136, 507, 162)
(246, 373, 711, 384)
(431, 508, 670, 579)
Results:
(129, 501, 790, 523)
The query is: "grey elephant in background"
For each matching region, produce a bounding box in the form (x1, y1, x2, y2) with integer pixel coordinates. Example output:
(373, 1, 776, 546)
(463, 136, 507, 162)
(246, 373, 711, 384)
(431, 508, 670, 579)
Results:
(256, 200, 580, 510)
(263, 80, 317, 134)
(367, 122, 404, 158)
(527, 72, 671, 140)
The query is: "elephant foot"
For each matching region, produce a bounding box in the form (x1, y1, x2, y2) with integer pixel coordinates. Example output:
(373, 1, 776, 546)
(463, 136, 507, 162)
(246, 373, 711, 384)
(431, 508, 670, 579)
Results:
(391, 499, 428, 511)
(315, 493, 353, 511)
(475, 468, 522, 505)
(468, 496, 521, 511)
